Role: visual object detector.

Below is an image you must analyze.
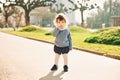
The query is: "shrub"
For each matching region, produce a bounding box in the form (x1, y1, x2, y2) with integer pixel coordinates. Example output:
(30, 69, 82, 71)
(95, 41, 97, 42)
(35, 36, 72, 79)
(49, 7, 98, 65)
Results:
(20, 26, 37, 32)
(84, 27, 120, 45)
(19, 25, 47, 32)
(45, 32, 52, 35)
(84, 36, 98, 43)
(112, 39, 120, 45)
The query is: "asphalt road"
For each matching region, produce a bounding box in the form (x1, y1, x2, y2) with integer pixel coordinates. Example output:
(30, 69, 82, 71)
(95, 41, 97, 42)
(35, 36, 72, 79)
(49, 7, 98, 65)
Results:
(0, 32, 120, 80)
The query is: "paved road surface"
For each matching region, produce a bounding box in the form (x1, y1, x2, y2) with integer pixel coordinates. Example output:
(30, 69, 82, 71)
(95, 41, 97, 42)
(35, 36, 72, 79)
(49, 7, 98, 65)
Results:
(0, 32, 120, 80)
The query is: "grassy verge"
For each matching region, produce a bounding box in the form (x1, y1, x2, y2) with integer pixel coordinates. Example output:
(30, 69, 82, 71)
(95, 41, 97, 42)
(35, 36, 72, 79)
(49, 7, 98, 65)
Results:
(2, 26, 120, 56)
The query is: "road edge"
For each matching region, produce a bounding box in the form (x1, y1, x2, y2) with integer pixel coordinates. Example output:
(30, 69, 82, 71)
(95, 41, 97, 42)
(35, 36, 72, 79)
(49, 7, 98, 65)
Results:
(1, 32, 120, 60)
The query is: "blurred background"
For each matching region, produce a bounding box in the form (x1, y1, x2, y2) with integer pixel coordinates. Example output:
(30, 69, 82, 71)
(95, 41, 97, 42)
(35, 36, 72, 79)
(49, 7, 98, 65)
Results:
(0, 0, 120, 30)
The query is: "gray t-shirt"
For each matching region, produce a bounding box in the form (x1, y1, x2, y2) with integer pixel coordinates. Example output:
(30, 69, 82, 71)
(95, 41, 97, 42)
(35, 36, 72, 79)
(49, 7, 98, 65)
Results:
(52, 28, 72, 49)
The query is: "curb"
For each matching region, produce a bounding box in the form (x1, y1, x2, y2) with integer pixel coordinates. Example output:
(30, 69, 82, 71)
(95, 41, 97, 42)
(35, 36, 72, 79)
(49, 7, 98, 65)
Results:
(74, 47, 120, 60)
(2, 32, 120, 60)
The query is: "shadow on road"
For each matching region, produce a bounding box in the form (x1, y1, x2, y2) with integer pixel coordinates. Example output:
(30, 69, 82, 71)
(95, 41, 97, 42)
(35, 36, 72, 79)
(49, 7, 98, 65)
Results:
(39, 71, 65, 80)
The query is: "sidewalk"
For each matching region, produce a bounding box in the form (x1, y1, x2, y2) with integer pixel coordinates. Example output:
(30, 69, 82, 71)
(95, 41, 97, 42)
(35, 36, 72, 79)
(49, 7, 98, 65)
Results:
(0, 32, 120, 80)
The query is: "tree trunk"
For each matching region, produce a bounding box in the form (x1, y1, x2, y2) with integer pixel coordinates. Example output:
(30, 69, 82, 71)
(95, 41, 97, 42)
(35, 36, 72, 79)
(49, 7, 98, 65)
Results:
(25, 10, 30, 25)
(80, 10, 84, 27)
(109, 0, 112, 16)
(5, 13, 8, 28)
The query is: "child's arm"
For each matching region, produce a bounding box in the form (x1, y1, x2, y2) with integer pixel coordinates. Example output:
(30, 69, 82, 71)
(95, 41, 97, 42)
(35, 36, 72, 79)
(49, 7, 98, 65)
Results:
(68, 33, 72, 50)
(52, 28, 60, 37)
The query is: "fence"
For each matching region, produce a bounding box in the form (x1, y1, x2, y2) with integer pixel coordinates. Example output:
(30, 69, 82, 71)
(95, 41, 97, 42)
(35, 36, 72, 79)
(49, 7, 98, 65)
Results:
(111, 16, 120, 26)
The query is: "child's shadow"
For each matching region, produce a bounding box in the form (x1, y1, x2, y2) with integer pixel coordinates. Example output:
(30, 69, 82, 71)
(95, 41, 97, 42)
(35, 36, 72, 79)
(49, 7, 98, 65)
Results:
(39, 71, 65, 80)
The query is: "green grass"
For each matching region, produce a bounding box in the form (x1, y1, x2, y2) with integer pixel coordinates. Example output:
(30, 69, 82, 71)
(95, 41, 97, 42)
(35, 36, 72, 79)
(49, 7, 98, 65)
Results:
(2, 25, 120, 56)
(70, 27, 120, 55)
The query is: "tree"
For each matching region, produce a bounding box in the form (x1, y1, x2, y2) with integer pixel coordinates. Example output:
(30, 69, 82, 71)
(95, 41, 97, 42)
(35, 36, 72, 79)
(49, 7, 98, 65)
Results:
(7, 6, 25, 30)
(0, 3, 25, 30)
(86, 0, 120, 28)
(50, 3, 68, 13)
(0, 0, 56, 25)
(0, 7, 2, 13)
(68, 0, 98, 27)
(0, 8, 5, 28)
(3, 5, 16, 27)
(112, 0, 120, 16)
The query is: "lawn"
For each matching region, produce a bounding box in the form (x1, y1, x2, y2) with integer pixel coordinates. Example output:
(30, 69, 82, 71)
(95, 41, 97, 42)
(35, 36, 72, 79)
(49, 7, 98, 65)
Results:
(2, 26, 120, 56)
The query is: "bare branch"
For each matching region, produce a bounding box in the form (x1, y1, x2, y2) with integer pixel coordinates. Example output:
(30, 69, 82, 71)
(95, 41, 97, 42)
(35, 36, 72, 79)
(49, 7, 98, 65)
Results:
(27, 0, 30, 4)
(0, 1, 2, 3)
(68, 0, 74, 4)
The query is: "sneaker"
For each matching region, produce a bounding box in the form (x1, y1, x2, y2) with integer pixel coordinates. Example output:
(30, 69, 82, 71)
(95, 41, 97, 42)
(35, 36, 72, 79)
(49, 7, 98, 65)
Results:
(51, 64, 57, 71)
(63, 65, 68, 72)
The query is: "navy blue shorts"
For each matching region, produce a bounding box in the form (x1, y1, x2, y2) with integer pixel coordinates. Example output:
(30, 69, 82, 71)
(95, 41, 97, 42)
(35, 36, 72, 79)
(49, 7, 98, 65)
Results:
(54, 45, 69, 55)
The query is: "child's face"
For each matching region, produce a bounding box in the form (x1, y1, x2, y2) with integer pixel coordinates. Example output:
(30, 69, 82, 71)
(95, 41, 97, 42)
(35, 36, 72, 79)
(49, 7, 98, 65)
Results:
(56, 19, 66, 30)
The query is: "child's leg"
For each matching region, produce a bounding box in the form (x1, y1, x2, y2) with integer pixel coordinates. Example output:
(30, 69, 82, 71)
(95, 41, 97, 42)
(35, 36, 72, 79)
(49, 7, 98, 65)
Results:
(51, 53, 60, 71)
(55, 53, 60, 65)
(62, 54, 68, 65)
(62, 54, 68, 72)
